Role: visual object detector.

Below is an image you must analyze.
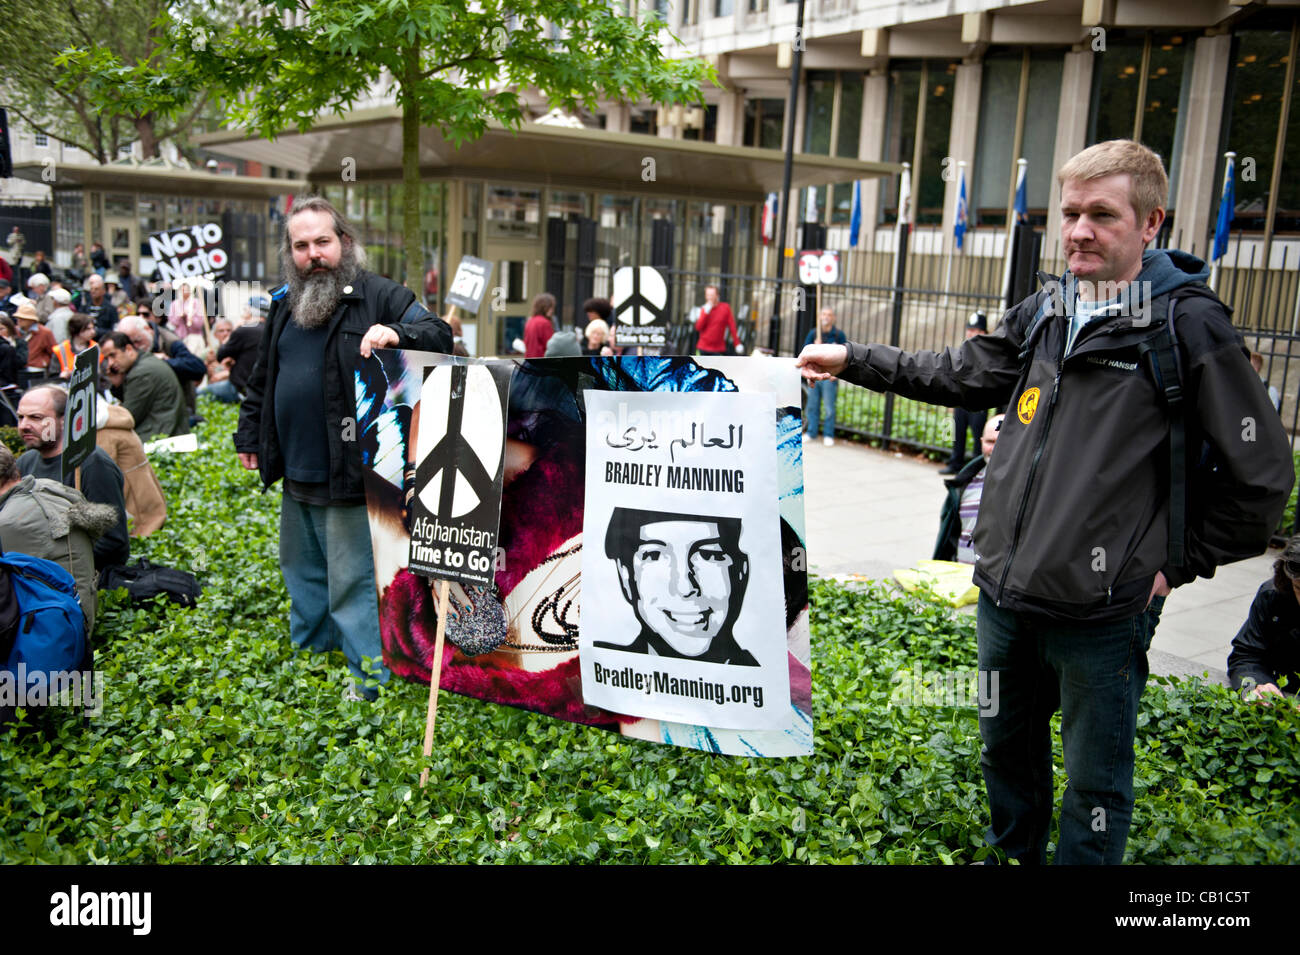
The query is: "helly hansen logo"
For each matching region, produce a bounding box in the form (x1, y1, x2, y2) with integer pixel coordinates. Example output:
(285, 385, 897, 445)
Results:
(1086, 356, 1138, 372)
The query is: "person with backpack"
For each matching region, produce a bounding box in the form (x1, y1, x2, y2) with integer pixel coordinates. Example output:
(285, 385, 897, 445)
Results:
(0, 445, 118, 636)
(797, 139, 1295, 865)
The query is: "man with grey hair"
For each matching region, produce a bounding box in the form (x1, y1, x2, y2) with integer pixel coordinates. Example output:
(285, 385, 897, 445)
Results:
(234, 196, 452, 700)
(116, 314, 205, 417)
(81, 273, 119, 340)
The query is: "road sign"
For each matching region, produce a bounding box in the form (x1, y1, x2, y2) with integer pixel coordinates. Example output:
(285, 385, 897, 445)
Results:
(444, 255, 495, 313)
(62, 345, 98, 484)
(611, 266, 668, 347)
(797, 249, 841, 285)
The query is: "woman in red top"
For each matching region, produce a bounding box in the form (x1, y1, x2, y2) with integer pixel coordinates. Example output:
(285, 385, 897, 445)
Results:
(694, 284, 741, 355)
(524, 292, 557, 358)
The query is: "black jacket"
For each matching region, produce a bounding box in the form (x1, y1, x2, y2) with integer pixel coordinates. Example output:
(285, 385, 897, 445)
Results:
(234, 270, 451, 499)
(1228, 580, 1300, 694)
(843, 250, 1294, 622)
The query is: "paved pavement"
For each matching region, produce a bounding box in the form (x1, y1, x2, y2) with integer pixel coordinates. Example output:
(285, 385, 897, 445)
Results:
(801, 437, 1280, 685)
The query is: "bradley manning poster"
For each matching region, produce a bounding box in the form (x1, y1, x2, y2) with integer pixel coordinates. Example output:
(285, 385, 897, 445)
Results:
(580, 390, 791, 730)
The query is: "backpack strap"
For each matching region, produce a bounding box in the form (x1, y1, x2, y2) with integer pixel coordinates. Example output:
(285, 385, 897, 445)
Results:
(1137, 297, 1186, 567)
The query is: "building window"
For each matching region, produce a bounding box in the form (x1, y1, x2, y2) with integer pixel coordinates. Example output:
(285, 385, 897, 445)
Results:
(653, 0, 669, 19)
(743, 98, 785, 148)
(1217, 18, 1300, 235)
(681, 104, 718, 142)
(748, 0, 768, 10)
(1088, 31, 1194, 211)
(33, 132, 48, 147)
(715, 0, 732, 15)
(972, 49, 1062, 228)
(880, 60, 957, 225)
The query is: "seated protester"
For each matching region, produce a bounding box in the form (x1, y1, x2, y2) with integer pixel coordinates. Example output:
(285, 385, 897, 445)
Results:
(97, 332, 189, 443)
(0, 445, 117, 636)
(27, 272, 54, 322)
(0, 315, 22, 388)
(1229, 535, 1300, 701)
(198, 317, 239, 403)
(81, 274, 120, 340)
(116, 315, 204, 415)
(46, 287, 73, 344)
(544, 326, 582, 357)
(52, 313, 97, 380)
(104, 276, 127, 311)
(934, 414, 1003, 564)
(94, 400, 166, 537)
(14, 300, 56, 384)
(16, 384, 130, 570)
(214, 301, 265, 398)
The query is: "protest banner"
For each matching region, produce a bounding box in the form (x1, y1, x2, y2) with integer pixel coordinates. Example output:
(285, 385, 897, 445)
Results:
(356, 353, 812, 757)
(148, 224, 229, 283)
(611, 266, 668, 348)
(408, 359, 512, 584)
(62, 345, 98, 487)
(580, 390, 790, 729)
(443, 256, 494, 314)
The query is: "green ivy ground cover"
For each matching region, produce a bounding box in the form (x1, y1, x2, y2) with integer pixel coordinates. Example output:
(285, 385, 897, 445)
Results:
(2, 400, 1297, 864)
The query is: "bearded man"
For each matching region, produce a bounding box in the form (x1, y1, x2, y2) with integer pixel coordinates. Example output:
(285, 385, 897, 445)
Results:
(234, 196, 452, 700)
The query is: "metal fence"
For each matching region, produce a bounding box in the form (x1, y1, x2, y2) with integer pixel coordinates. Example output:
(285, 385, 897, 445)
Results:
(576, 225, 1300, 473)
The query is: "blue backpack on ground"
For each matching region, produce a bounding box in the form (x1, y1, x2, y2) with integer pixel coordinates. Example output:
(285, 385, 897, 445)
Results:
(0, 552, 87, 680)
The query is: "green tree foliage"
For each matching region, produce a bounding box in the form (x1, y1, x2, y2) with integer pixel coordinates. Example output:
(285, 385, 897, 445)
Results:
(60, 0, 716, 290)
(0, 0, 216, 162)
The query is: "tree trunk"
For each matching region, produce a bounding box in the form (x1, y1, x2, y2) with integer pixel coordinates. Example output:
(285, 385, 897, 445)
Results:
(133, 114, 159, 159)
(401, 45, 422, 296)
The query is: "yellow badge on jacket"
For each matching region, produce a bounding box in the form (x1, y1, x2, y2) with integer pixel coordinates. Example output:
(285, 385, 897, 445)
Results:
(1017, 387, 1040, 425)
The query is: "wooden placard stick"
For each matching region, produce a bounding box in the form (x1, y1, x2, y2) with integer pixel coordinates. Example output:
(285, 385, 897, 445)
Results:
(74, 466, 82, 494)
(419, 577, 452, 789)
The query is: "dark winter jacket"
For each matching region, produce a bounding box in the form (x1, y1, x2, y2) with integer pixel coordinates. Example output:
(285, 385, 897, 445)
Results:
(1228, 580, 1300, 694)
(233, 270, 451, 499)
(842, 249, 1294, 622)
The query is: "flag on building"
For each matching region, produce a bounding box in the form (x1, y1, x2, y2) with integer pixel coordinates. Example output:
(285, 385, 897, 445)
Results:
(761, 192, 777, 245)
(1013, 161, 1028, 225)
(1212, 153, 1236, 263)
(849, 181, 862, 247)
(954, 169, 968, 251)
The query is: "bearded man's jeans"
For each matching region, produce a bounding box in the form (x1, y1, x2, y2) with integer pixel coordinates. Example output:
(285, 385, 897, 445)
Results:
(279, 496, 390, 697)
(975, 591, 1164, 864)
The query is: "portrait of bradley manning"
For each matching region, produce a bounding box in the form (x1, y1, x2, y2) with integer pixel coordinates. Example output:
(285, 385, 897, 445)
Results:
(593, 507, 758, 667)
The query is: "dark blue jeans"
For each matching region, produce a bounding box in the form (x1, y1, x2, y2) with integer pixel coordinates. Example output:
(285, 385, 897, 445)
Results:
(806, 379, 838, 438)
(975, 591, 1164, 864)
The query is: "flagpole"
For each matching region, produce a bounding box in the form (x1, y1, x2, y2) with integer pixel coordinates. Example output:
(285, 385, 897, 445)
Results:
(1001, 158, 1027, 308)
(891, 162, 911, 318)
(1209, 151, 1236, 293)
(942, 161, 966, 309)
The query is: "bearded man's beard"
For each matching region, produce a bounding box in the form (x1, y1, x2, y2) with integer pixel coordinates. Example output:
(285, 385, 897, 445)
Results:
(283, 242, 360, 329)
